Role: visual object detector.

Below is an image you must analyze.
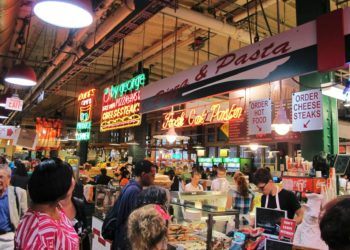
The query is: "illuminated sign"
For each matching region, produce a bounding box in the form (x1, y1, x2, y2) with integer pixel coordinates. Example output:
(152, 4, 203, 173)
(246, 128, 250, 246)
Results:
(162, 102, 243, 129)
(100, 73, 147, 132)
(76, 89, 95, 141)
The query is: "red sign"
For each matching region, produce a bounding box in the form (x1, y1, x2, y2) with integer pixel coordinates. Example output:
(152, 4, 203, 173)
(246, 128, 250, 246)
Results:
(36, 118, 62, 149)
(162, 102, 243, 129)
(279, 218, 296, 242)
(282, 176, 326, 194)
(5, 97, 23, 111)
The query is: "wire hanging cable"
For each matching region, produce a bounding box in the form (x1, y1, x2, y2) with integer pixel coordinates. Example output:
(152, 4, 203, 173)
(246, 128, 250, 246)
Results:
(254, 0, 259, 43)
(259, 0, 273, 36)
(161, 13, 165, 79)
(173, 17, 178, 74)
(276, 0, 280, 33)
(246, 0, 253, 44)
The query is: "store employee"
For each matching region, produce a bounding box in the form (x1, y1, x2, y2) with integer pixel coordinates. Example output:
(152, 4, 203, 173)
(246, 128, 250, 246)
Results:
(254, 168, 303, 224)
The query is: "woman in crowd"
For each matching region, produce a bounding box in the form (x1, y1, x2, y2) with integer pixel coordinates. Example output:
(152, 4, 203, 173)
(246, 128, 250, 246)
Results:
(226, 171, 254, 227)
(137, 185, 169, 208)
(119, 167, 130, 187)
(167, 169, 180, 191)
(128, 204, 169, 250)
(15, 159, 79, 250)
(11, 160, 29, 190)
(59, 161, 90, 250)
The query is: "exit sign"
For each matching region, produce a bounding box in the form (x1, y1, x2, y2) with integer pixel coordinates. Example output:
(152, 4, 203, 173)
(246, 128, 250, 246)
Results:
(6, 97, 23, 111)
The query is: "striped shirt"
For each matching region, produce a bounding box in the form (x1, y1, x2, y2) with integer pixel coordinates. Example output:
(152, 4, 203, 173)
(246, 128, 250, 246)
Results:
(15, 208, 79, 250)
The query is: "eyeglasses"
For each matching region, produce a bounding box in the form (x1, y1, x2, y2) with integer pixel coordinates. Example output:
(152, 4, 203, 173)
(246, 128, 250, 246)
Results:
(257, 183, 268, 192)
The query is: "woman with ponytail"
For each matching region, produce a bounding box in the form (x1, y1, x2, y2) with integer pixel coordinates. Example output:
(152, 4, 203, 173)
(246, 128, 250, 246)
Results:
(226, 171, 255, 227)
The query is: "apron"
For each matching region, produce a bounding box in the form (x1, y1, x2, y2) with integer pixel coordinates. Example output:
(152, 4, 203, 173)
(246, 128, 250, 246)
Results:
(265, 187, 281, 210)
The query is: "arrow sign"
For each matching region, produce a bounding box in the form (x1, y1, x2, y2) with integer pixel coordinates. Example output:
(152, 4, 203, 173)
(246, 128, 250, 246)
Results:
(292, 89, 323, 132)
(303, 120, 311, 128)
(257, 124, 262, 131)
(0, 126, 18, 140)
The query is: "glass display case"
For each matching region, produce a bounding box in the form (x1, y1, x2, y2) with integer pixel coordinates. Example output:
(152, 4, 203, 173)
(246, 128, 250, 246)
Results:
(94, 185, 121, 219)
(169, 191, 239, 250)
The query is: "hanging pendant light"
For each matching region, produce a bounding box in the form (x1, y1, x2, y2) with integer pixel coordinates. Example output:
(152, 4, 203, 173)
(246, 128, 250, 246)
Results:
(271, 100, 291, 135)
(5, 63, 37, 86)
(34, 0, 93, 28)
(165, 127, 178, 144)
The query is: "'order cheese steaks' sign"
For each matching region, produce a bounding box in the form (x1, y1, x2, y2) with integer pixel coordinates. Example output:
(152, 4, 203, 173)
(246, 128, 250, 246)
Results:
(292, 89, 323, 132)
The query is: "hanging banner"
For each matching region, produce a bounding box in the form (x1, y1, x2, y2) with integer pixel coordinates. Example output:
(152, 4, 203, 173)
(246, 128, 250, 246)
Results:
(140, 8, 350, 113)
(292, 89, 323, 132)
(161, 101, 243, 129)
(0, 126, 20, 140)
(5, 97, 23, 111)
(36, 118, 62, 149)
(248, 99, 272, 135)
(100, 73, 147, 132)
(76, 88, 96, 141)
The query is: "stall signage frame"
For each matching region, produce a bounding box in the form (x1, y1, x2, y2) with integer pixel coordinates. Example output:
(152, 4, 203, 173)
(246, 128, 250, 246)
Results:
(278, 218, 297, 242)
(5, 97, 23, 111)
(0, 125, 19, 140)
(76, 88, 96, 141)
(100, 73, 147, 132)
(162, 102, 243, 129)
(292, 89, 323, 132)
(140, 8, 350, 114)
(248, 99, 272, 135)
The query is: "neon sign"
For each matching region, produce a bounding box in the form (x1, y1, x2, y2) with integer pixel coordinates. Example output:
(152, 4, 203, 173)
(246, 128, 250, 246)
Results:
(162, 103, 243, 129)
(100, 73, 147, 132)
(76, 89, 95, 141)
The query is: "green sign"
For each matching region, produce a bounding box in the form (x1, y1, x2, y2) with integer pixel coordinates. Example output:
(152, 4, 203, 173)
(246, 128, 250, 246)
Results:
(223, 157, 240, 163)
(104, 73, 146, 100)
(77, 121, 91, 130)
(76, 132, 91, 141)
(212, 158, 223, 163)
(198, 157, 212, 163)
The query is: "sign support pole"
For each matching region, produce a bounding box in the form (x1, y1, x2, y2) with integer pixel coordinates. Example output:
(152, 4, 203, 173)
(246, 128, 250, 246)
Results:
(296, 0, 338, 161)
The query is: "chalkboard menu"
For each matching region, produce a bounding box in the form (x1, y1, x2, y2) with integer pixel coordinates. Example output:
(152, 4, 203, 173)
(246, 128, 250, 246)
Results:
(265, 239, 292, 250)
(334, 154, 350, 175)
(255, 207, 286, 236)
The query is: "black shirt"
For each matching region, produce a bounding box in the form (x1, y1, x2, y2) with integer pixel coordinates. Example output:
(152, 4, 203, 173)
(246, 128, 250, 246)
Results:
(96, 174, 112, 185)
(261, 189, 301, 219)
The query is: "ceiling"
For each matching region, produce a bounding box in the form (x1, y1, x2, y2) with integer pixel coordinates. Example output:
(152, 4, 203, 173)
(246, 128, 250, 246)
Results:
(0, 0, 347, 130)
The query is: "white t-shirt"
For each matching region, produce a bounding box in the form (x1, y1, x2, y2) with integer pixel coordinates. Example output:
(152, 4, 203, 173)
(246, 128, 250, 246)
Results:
(211, 177, 230, 192)
(185, 183, 203, 192)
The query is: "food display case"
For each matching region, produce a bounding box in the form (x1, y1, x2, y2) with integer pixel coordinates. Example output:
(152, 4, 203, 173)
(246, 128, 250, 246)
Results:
(92, 185, 121, 250)
(169, 191, 239, 250)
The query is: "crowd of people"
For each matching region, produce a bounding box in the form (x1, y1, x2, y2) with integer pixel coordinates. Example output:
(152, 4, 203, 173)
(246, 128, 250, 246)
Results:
(0, 156, 350, 249)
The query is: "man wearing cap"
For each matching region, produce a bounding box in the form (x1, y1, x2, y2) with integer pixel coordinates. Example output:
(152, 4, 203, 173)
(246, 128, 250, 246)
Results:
(112, 160, 156, 250)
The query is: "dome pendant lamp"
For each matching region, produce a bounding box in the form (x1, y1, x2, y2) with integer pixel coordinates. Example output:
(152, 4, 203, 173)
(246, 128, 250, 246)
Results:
(271, 100, 291, 135)
(5, 63, 37, 86)
(34, 0, 93, 28)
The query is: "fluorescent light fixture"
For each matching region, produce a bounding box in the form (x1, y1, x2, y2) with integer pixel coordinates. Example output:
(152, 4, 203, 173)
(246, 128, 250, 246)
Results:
(109, 143, 121, 146)
(5, 64, 37, 86)
(322, 83, 346, 101)
(0, 103, 5, 107)
(0, 115, 8, 119)
(34, 0, 93, 28)
(344, 99, 350, 108)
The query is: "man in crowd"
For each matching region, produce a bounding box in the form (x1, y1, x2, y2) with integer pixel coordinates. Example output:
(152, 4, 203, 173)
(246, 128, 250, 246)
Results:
(211, 166, 230, 192)
(254, 168, 303, 224)
(112, 160, 156, 250)
(0, 162, 28, 249)
(96, 168, 112, 185)
(185, 170, 203, 192)
(320, 196, 350, 250)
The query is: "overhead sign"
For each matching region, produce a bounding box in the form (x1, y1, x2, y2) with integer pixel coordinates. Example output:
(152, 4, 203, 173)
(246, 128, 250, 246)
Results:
(5, 97, 23, 111)
(0, 126, 19, 140)
(36, 118, 62, 149)
(292, 89, 323, 132)
(162, 102, 243, 129)
(100, 73, 147, 132)
(76, 88, 96, 141)
(248, 99, 272, 135)
(140, 8, 350, 113)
